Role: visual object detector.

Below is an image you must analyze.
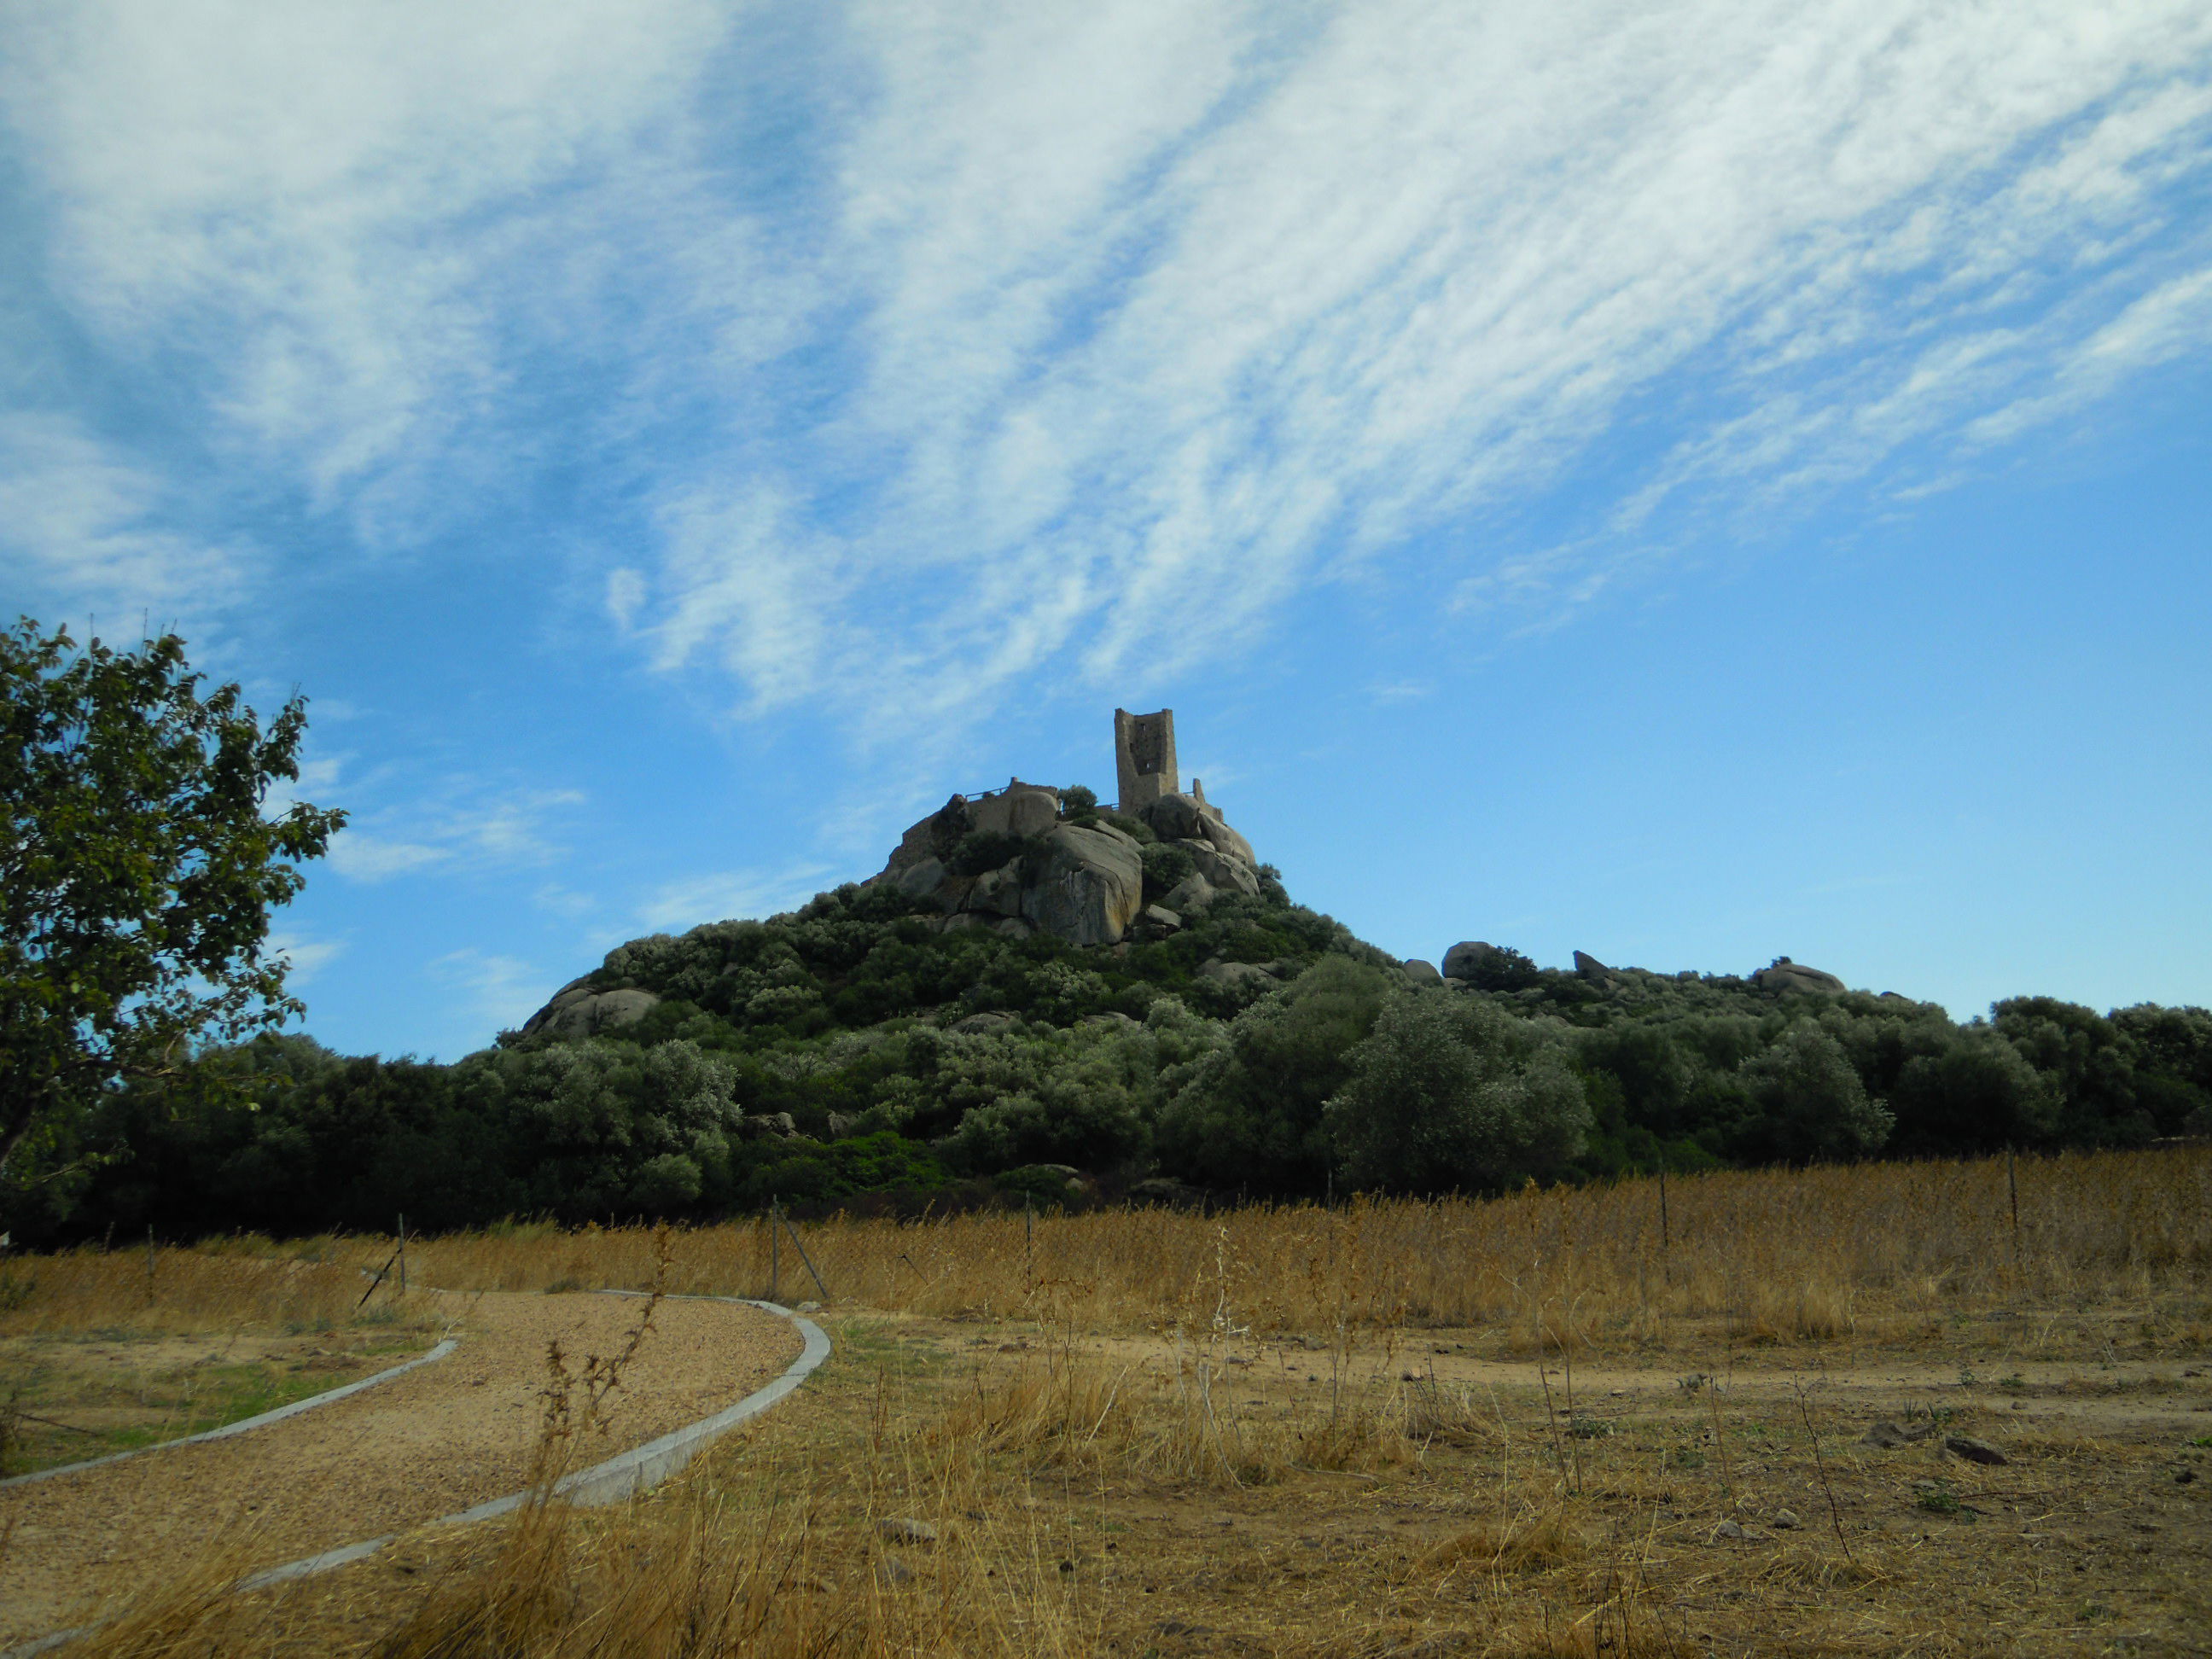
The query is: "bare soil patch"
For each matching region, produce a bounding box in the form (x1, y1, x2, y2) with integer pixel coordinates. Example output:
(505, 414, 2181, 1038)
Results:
(15, 1150, 2207, 1654)
(166, 1307, 2212, 1657)
(0, 1288, 800, 1648)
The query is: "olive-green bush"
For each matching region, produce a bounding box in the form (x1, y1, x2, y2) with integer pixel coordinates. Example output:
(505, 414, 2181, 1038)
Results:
(10, 861, 2209, 1242)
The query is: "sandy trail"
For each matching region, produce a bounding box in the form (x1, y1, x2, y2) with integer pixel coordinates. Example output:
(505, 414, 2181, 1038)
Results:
(0, 1289, 800, 1647)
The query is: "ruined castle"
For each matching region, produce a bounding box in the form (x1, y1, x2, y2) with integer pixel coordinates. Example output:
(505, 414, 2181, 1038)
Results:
(868, 707, 1260, 948)
(1115, 707, 1216, 815)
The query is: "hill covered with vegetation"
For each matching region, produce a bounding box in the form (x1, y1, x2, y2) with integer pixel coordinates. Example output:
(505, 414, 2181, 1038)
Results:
(9, 788, 2208, 1245)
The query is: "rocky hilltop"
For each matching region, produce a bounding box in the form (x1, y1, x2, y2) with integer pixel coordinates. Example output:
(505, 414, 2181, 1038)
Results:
(1408, 940, 1860, 1000)
(32, 713, 2202, 1249)
(524, 706, 1285, 1042)
(872, 779, 1262, 949)
(522, 702, 1870, 1047)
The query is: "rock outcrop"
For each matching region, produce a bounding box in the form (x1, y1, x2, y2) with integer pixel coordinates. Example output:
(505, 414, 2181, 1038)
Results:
(1197, 958, 1290, 994)
(1573, 950, 1615, 987)
(1753, 957, 1847, 996)
(1176, 838, 1260, 897)
(866, 774, 1263, 951)
(1194, 809, 1255, 867)
(1138, 791, 1258, 868)
(967, 862, 1026, 917)
(1022, 823, 1145, 946)
(1417, 943, 1855, 998)
(1138, 791, 1206, 842)
(1162, 874, 1216, 913)
(521, 979, 661, 1040)
(969, 782, 1060, 839)
(1442, 940, 1506, 982)
(883, 795, 972, 882)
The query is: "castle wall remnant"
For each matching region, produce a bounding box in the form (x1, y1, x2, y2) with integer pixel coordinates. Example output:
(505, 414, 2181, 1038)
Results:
(1114, 707, 1178, 812)
(844, 703, 1260, 951)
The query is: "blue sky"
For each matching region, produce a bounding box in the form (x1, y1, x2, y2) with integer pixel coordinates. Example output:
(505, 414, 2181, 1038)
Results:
(3, 0, 2209, 1058)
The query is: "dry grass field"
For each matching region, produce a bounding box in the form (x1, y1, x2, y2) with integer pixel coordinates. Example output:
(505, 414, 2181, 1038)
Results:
(4, 1145, 2209, 1656)
(0, 1242, 443, 1477)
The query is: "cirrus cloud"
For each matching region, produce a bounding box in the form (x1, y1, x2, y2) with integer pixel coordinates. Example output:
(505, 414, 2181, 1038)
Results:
(2, 0, 2208, 754)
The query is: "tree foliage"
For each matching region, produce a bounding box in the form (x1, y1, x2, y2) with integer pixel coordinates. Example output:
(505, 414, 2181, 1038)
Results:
(1326, 993, 1592, 1191)
(0, 620, 344, 1174)
(1155, 957, 1397, 1194)
(4, 723, 2209, 1243)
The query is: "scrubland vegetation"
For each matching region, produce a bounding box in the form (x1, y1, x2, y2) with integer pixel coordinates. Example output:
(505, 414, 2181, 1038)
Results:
(9, 859, 2209, 1246)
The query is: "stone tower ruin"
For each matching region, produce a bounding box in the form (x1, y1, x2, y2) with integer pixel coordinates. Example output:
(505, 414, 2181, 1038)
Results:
(1113, 707, 1178, 812)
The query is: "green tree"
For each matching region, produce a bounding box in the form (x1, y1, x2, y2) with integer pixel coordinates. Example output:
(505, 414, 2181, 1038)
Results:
(451, 1038, 745, 1217)
(1326, 992, 1591, 1192)
(1992, 997, 2149, 1144)
(2110, 1003, 2212, 1135)
(1737, 1020, 1894, 1161)
(1887, 1027, 2058, 1153)
(0, 620, 344, 1174)
(1155, 956, 1397, 1193)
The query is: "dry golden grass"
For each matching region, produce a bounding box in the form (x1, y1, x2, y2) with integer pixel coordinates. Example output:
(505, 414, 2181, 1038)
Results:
(13, 1146, 2212, 1657)
(0, 1239, 439, 1476)
(72, 1328, 1109, 1659)
(930, 1342, 1420, 1488)
(394, 1145, 2212, 1362)
(0, 1236, 406, 1339)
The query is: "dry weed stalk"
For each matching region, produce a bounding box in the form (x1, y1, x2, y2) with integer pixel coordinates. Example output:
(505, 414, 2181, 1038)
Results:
(1790, 1372, 1856, 1570)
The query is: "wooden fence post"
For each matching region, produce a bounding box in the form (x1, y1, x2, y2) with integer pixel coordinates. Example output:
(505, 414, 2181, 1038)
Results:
(780, 1208, 831, 1303)
(2007, 1147, 2021, 1272)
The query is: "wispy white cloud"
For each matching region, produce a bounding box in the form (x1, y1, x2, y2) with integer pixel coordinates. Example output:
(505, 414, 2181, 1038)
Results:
(0, 0, 736, 526)
(0, 411, 247, 618)
(1365, 681, 1432, 707)
(325, 784, 585, 883)
(326, 834, 450, 882)
(267, 929, 346, 987)
(638, 864, 836, 932)
(632, 0, 2212, 726)
(4, 0, 2210, 748)
(533, 883, 599, 920)
(428, 947, 552, 1035)
(602, 568, 648, 635)
(1965, 265, 2212, 445)
(448, 790, 587, 864)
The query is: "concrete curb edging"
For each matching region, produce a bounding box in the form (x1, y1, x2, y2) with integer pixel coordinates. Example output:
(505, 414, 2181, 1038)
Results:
(239, 1295, 831, 1589)
(0, 1339, 461, 1492)
(7, 1297, 827, 1657)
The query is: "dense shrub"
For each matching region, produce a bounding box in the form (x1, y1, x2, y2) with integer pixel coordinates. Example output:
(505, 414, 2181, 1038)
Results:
(1462, 945, 1543, 992)
(1140, 841, 1197, 901)
(1325, 993, 1592, 1192)
(1733, 1021, 1895, 1162)
(949, 830, 1035, 877)
(8, 853, 2208, 1243)
(1155, 958, 1396, 1195)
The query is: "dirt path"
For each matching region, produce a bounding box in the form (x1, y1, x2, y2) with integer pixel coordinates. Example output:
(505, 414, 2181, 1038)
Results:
(0, 1289, 801, 1647)
(1005, 1330, 2212, 1434)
